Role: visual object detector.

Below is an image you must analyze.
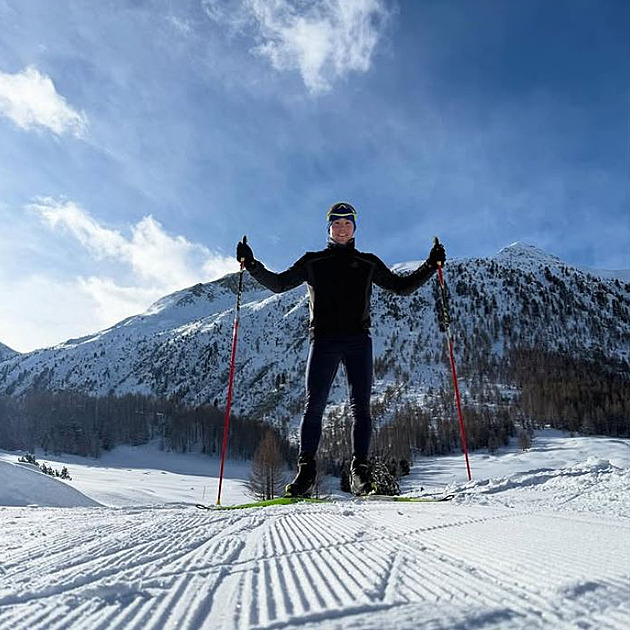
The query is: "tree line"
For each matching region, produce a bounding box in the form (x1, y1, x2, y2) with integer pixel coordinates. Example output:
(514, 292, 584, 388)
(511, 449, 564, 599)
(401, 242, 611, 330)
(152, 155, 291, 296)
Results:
(508, 347, 630, 437)
(0, 389, 291, 462)
(1, 342, 627, 501)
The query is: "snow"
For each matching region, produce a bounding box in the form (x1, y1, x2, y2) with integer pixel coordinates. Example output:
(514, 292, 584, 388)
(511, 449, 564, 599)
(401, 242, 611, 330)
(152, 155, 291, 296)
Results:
(0, 445, 252, 508)
(0, 460, 100, 508)
(494, 241, 564, 266)
(0, 431, 629, 629)
(0, 341, 19, 362)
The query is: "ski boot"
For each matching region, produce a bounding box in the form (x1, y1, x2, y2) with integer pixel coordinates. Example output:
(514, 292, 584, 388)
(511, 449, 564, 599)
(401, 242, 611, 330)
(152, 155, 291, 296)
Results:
(350, 457, 375, 496)
(284, 455, 316, 498)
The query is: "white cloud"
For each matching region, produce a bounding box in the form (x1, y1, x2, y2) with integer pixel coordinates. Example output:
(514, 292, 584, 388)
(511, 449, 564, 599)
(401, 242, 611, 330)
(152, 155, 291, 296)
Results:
(0, 271, 163, 353)
(167, 15, 194, 37)
(76, 276, 164, 328)
(0, 273, 101, 352)
(0, 66, 88, 137)
(203, 0, 390, 94)
(29, 198, 236, 289)
(9, 198, 237, 351)
(32, 198, 127, 258)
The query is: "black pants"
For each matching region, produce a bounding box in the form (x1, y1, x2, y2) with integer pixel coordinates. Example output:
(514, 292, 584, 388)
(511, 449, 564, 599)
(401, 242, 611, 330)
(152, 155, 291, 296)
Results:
(300, 332, 373, 460)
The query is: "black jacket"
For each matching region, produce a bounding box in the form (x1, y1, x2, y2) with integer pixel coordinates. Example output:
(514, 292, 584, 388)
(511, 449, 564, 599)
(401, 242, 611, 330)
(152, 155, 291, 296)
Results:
(247, 239, 437, 338)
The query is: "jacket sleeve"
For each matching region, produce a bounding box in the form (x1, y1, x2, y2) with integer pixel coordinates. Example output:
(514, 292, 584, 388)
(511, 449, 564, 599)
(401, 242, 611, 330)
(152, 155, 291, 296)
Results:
(246, 255, 308, 294)
(371, 255, 437, 295)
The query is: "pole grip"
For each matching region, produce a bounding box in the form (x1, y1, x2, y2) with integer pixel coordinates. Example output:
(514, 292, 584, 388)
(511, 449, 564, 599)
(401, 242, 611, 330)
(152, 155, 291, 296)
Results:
(238, 235, 247, 267)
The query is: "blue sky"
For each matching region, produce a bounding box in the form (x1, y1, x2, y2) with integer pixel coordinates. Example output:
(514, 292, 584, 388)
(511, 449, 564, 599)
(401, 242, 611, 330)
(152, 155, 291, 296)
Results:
(0, 0, 628, 352)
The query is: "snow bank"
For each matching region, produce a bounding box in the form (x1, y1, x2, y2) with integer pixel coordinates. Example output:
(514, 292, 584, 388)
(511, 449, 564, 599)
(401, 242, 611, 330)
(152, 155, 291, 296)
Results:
(0, 444, 252, 507)
(0, 460, 101, 507)
(454, 457, 630, 517)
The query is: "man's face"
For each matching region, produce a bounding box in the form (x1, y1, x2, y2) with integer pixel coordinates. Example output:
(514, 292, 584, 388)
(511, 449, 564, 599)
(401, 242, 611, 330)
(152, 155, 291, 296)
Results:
(329, 219, 355, 245)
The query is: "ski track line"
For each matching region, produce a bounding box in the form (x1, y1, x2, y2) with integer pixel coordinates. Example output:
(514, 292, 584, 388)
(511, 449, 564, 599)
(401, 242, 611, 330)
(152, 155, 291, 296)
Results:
(82, 589, 156, 630)
(0, 507, 269, 630)
(393, 511, 630, 628)
(422, 511, 629, 588)
(352, 522, 537, 620)
(191, 506, 396, 628)
(2, 507, 221, 580)
(224, 503, 629, 630)
(209, 505, 527, 629)
(2, 508, 240, 585)
(1, 502, 628, 630)
(399, 530, 567, 626)
(215, 503, 620, 630)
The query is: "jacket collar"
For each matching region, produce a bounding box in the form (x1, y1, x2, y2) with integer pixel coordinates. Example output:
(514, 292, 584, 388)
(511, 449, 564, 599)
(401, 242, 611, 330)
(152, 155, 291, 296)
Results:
(327, 237, 356, 251)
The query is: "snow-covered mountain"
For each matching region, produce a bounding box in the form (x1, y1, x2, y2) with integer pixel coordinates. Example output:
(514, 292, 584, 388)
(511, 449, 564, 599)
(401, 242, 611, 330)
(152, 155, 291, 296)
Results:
(0, 342, 19, 363)
(1, 242, 629, 428)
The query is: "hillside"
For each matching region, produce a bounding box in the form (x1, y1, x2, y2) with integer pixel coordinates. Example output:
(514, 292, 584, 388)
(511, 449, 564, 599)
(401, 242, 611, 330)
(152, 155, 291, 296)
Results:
(0, 242, 628, 436)
(0, 342, 19, 363)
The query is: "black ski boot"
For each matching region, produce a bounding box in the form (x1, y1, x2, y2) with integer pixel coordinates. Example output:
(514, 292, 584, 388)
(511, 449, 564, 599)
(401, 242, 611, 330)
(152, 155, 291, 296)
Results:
(285, 455, 316, 498)
(350, 457, 375, 496)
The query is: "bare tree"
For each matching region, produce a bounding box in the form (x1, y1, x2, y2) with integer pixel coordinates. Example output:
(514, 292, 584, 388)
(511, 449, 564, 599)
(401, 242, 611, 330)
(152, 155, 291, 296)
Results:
(518, 428, 533, 451)
(248, 431, 287, 500)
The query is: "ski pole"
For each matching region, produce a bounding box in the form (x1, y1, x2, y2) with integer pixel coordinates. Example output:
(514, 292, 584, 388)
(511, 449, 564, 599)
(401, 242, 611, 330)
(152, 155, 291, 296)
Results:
(216, 235, 247, 505)
(434, 237, 472, 481)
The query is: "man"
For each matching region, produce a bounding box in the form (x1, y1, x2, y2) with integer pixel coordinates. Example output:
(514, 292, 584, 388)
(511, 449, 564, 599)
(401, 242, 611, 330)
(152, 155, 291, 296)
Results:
(236, 202, 445, 496)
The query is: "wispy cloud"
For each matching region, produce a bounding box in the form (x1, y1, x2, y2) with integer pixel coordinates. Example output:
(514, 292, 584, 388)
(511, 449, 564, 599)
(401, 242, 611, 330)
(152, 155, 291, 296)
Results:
(16, 198, 237, 349)
(203, 0, 391, 94)
(0, 66, 88, 137)
(29, 198, 235, 289)
(167, 15, 195, 37)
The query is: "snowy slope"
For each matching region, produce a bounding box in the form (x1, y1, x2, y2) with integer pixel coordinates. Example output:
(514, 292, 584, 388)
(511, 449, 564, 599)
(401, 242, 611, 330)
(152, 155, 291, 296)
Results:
(0, 432, 628, 629)
(0, 460, 100, 508)
(0, 341, 18, 363)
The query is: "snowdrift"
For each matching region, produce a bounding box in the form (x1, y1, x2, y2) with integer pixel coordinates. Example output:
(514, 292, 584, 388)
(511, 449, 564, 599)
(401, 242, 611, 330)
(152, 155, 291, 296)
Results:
(0, 460, 101, 507)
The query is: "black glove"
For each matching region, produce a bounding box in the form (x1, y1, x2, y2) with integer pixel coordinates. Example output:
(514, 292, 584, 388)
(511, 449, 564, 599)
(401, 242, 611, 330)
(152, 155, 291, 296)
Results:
(236, 237, 254, 267)
(428, 241, 446, 267)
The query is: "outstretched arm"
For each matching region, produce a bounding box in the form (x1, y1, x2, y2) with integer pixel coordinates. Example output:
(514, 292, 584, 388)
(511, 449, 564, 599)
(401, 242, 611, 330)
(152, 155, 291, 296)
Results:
(371, 240, 446, 295)
(236, 238, 306, 293)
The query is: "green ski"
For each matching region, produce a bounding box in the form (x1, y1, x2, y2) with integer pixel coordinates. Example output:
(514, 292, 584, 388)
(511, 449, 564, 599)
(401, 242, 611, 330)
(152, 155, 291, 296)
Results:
(196, 493, 453, 510)
(195, 496, 329, 511)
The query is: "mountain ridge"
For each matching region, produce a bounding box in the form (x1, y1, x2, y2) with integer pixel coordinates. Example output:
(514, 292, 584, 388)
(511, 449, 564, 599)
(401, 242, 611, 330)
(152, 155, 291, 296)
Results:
(0, 342, 19, 363)
(0, 242, 628, 432)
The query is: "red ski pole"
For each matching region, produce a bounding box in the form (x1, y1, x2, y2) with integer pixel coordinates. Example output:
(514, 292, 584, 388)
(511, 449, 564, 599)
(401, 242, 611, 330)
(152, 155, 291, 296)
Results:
(434, 238, 472, 481)
(216, 236, 247, 505)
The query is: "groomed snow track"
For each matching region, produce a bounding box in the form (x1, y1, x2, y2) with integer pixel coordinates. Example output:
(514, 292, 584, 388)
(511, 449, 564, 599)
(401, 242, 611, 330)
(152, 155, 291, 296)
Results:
(1, 490, 628, 630)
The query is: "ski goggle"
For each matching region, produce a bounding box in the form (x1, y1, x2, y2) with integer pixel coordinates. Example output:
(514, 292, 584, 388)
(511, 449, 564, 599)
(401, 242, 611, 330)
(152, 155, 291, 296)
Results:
(326, 203, 357, 224)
